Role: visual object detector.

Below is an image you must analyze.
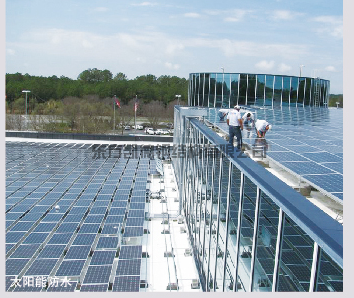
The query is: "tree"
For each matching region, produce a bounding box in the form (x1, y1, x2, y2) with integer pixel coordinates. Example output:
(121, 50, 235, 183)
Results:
(144, 101, 165, 129)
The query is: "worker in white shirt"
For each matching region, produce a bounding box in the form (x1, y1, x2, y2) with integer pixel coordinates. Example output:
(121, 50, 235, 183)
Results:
(242, 112, 255, 126)
(218, 108, 229, 121)
(255, 119, 272, 138)
(226, 105, 243, 149)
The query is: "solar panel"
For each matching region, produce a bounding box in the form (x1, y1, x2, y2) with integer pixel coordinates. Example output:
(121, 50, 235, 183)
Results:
(33, 222, 57, 233)
(56, 223, 79, 233)
(6, 231, 26, 243)
(78, 223, 100, 234)
(72, 233, 97, 246)
(85, 214, 105, 224)
(116, 259, 141, 276)
(128, 209, 145, 218)
(48, 233, 74, 244)
(101, 224, 120, 235)
(46, 281, 78, 292)
(105, 215, 124, 224)
(38, 244, 66, 258)
(83, 265, 113, 284)
(112, 275, 140, 292)
(64, 245, 91, 260)
(125, 217, 144, 227)
(96, 236, 119, 249)
(79, 284, 108, 292)
(108, 208, 126, 216)
(119, 246, 142, 260)
(55, 260, 86, 276)
(25, 258, 58, 276)
(6, 258, 31, 275)
(23, 232, 50, 244)
(90, 250, 116, 265)
(123, 227, 144, 237)
(10, 244, 41, 258)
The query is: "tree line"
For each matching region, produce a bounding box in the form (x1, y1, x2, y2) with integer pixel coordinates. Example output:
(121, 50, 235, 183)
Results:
(6, 68, 188, 109)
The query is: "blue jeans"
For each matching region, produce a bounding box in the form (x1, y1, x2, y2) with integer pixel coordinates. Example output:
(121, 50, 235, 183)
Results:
(229, 126, 242, 149)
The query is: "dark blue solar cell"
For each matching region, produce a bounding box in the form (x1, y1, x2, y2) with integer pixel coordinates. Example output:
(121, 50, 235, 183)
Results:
(10, 244, 41, 258)
(115, 259, 141, 276)
(78, 224, 100, 234)
(72, 233, 96, 245)
(111, 201, 127, 208)
(119, 245, 142, 260)
(284, 145, 322, 153)
(10, 221, 35, 232)
(281, 162, 335, 175)
(108, 208, 126, 216)
(128, 209, 145, 218)
(79, 284, 108, 292)
(83, 265, 112, 284)
(266, 151, 308, 162)
(302, 152, 343, 163)
(25, 258, 58, 276)
(6, 231, 26, 243)
(96, 236, 119, 249)
(89, 207, 108, 214)
(63, 214, 84, 223)
(65, 245, 91, 260)
(321, 162, 343, 174)
(105, 215, 124, 224)
(90, 250, 116, 265)
(38, 244, 66, 258)
(302, 174, 343, 194)
(123, 227, 144, 237)
(101, 224, 120, 235)
(42, 213, 64, 222)
(33, 222, 57, 233)
(56, 222, 79, 233)
(9, 204, 33, 213)
(6, 258, 31, 275)
(85, 214, 105, 224)
(112, 275, 140, 292)
(23, 232, 50, 244)
(55, 260, 86, 276)
(125, 217, 144, 227)
(129, 203, 145, 210)
(48, 233, 74, 244)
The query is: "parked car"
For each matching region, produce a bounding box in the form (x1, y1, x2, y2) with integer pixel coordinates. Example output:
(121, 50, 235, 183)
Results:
(132, 124, 144, 130)
(145, 128, 155, 135)
(124, 125, 130, 130)
(154, 129, 162, 135)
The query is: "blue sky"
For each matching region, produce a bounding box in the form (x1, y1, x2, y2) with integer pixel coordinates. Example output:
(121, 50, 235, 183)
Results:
(6, 0, 343, 93)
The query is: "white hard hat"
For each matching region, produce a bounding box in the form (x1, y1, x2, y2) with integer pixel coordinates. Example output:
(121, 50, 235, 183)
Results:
(267, 124, 272, 130)
(234, 105, 240, 110)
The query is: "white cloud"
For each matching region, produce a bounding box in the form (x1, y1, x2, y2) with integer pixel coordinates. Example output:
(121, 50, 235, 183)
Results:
(255, 60, 275, 71)
(312, 16, 343, 38)
(132, 2, 157, 7)
(325, 66, 336, 72)
(278, 63, 292, 72)
(271, 10, 294, 20)
(184, 12, 201, 18)
(164, 62, 180, 70)
(7, 49, 15, 55)
(94, 7, 108, 12)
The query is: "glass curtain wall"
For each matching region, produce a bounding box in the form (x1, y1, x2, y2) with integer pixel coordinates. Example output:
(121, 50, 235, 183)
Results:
(175, 109, 342, 292)
(188, 73, 329, 108)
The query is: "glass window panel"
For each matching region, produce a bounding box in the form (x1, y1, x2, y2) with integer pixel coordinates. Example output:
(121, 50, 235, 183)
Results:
(215, 158, 230, 291)
(298, 78, 306, 106)
(282, 77, 291, 106)
(204, 74, 210, 107)
(273, 76, 282, 108)
(290, 77, 298, 106)
(305, 78, 312, 106)
(265, 75, 274, 106)
(256, 75, 266, 106)
(252, 193, 280, 291)
(277, 215, 314, 292)
(238, 74, 247, 105)
(236, 176, 258, 292)
(210, 74, 217, 107)
(230, 74, 239, 107)
(247, 74, 256, 105)
(195, 74, 200, 106)
(223, 74, 231, 108)
(225, 166, 242, 291)
(316, 250, 343, 292)
(215, 74, 223, 108)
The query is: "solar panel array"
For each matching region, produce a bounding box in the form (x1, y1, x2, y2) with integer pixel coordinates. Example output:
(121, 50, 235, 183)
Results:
(6, 142, 171, 292)
(206, 106, 343, 202)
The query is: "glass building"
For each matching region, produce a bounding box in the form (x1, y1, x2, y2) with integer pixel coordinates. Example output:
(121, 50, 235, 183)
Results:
(172, 106, 343, 292)
(188, 73, 330, 108)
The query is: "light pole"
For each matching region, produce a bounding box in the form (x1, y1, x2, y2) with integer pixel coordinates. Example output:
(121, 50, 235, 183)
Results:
(175, 94, 181, 105)
(22, 90, 31, 115)
(221, 67, 224, 73)
(113, 95, 117, 132)
(299, 65, 305, 77)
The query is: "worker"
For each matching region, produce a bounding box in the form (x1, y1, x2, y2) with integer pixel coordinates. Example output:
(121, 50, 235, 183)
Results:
(226, 105, 243, 149)
(218, 108, 229, 121)
(242, 111, 255, 126)
(255, 119, 272, 138)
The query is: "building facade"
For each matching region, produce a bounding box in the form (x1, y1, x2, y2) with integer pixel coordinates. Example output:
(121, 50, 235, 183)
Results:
(188, 73, 330, 108)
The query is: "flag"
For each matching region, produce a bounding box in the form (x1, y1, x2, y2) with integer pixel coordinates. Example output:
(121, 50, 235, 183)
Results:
(115, 98, 121, 108)
(134, 97, 139, 112)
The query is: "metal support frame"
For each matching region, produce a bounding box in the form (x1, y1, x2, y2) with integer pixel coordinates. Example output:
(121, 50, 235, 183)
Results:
(222, 162, 233, 291)
(272, 208, 285, 291)
(213, 153, 224, 291)
(309, 243, 322, 292)
(249, 187, 262, 292)
(233, 173, 245, 291)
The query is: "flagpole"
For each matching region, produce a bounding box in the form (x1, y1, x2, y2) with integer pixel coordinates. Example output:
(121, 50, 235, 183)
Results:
(113, 95, 116, 132)
(134, 95, 137, 134)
